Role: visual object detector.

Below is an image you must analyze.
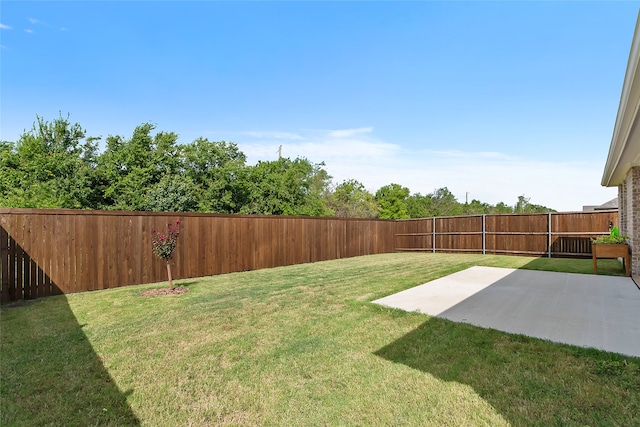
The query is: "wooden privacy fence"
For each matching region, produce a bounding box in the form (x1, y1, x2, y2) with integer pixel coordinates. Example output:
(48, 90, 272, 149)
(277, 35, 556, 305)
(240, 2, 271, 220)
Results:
(0, 209, 396, 302)
(1, 209, 618, 302)
(394, 211, 618, 257)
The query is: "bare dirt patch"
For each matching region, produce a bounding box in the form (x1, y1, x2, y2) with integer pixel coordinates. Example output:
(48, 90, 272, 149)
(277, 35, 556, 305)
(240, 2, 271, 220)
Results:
(141, 287, 190, 297)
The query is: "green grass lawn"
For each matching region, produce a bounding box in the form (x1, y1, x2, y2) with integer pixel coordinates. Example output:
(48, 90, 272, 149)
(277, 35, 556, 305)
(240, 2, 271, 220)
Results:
(1, 253, 638, 426)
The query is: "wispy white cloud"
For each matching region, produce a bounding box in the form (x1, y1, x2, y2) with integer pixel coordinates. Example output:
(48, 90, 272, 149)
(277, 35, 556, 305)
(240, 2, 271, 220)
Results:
(326, 127, 373, 138)
(0, 23, 11, 30)
(426, 150, 517, 161)
(21, 18, 67, 33)
(238, 127, 399, 162)
(24, 29, 33, 34)
(244, 131, 304, 140)
(230, 127, 616, 212)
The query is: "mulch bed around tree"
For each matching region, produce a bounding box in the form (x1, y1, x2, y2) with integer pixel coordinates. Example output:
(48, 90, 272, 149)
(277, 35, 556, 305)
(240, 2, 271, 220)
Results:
(141, 287, 190, 297)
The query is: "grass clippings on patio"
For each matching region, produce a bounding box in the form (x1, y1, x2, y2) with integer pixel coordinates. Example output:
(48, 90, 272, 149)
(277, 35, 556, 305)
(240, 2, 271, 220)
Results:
(1, 253, 638, 426)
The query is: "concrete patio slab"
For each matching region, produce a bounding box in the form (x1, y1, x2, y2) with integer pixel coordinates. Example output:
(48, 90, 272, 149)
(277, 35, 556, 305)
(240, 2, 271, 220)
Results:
(373, 266, 640, 358)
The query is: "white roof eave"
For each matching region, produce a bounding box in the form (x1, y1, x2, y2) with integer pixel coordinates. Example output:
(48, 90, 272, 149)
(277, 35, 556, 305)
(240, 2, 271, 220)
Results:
(602, 11, 640, 188)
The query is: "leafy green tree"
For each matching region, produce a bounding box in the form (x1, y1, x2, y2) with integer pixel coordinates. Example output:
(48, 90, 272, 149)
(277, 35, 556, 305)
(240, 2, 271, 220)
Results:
(406, 193, 434, 218)
(0, 114, 100, 208)
(0, 141, 21, 206)
(97, 123, 181, 210)
(308, 162, 333, 204)
(513, 195, 555, 213)
(182, 138, 248, 213)
(328, 179, 379, 218)
(375, 183, 410, 219)
(2, 114, 560, 216)
(515, 195, 531, 213)
(429, 187, 462, 217)
(490, 202, 513, 214)
(240, 157, 332, 216)
(144, 175, 200, 212)
(526, 203, 555, 213)
(462, 199, 492, 215)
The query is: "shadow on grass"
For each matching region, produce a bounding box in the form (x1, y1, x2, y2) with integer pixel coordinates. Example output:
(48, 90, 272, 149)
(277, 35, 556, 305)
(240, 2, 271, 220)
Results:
(374, 316, 640, 426)
(519, 256, 628, 277)
(1, 295, 140, 426)
(373, 256, 640, 423)
(175, 279, 198, 287)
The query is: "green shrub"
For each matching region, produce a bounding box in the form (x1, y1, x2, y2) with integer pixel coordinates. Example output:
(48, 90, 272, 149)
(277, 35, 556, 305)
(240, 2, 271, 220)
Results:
(592, 226, 628, 244)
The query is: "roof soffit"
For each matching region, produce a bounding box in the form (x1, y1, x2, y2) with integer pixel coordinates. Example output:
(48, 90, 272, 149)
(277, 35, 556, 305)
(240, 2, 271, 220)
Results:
(602, 11, 640, 187)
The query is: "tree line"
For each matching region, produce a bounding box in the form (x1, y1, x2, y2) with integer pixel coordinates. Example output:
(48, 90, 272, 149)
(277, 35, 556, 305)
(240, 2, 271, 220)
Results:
(0, 115, 555, 218)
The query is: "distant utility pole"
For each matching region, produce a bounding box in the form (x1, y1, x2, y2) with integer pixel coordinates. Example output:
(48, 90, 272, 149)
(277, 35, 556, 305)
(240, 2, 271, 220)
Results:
(276, 145, 282, 159)
(466, 192, 469, 204)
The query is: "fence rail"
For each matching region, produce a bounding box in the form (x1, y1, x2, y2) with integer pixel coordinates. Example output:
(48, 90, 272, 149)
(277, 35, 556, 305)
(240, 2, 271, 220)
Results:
(1, 209, 618, 302)
(394, 211, 618, 258)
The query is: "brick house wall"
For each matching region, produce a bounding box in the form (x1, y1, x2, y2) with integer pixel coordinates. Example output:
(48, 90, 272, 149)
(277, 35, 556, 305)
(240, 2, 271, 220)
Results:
(619, 167, 640, 275)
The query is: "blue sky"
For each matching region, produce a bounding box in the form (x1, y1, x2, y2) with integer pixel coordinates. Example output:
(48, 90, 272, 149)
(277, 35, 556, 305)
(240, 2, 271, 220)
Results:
(1, 1, 638, 211)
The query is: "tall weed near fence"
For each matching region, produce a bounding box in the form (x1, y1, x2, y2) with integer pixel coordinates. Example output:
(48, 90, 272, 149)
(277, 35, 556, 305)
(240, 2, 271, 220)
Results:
(0, 209, 617, 302)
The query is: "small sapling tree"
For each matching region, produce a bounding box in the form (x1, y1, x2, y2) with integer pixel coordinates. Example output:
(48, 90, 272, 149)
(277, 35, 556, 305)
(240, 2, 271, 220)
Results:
(151, 219, 180, 289)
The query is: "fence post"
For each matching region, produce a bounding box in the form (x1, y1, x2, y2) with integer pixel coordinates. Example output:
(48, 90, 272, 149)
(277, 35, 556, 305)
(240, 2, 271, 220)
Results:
(432, 217, 436, 253)
(548, 212, 552, 258)
(482, 214, 486, 255)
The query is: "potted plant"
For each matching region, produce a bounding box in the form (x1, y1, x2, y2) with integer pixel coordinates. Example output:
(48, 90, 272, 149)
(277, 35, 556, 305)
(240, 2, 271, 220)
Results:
(591, 226, 630, 276)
